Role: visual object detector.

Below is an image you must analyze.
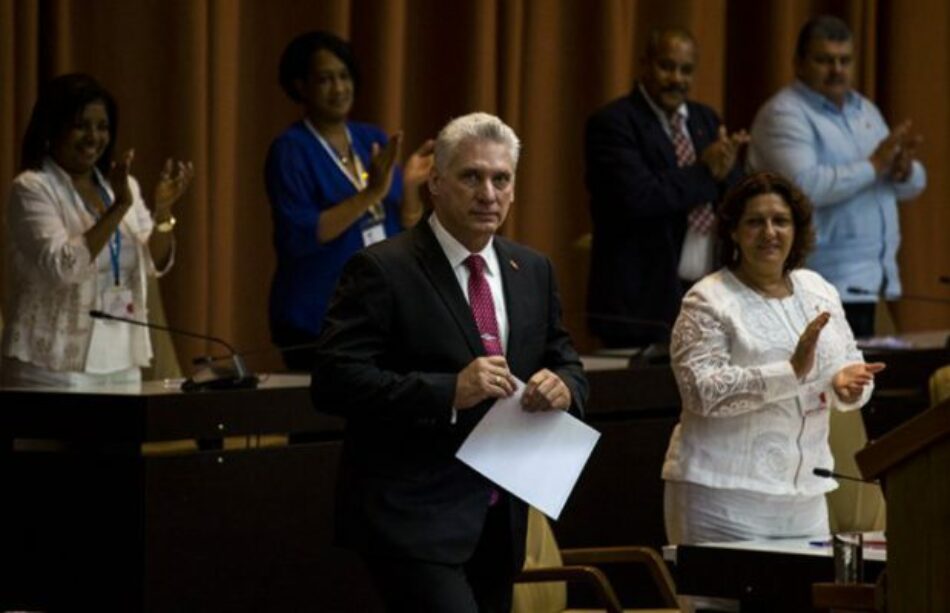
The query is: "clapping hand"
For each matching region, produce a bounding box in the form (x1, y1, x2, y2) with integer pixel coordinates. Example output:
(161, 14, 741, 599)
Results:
(869, 120, 921, 180)
(869, 121, 906, 175)
(367, 132, 403, 201)
(153, 157, 195, 218)
(790, 311, 831, 380)
(701, 126, 750, 181)
(401, 139, 436, 220)
(410, 139, 435, 191)
(833, 362, 886, 404)
(109, 149, 136, 209)
(889, 130, 922, 183)
(404, 139, 435, 188)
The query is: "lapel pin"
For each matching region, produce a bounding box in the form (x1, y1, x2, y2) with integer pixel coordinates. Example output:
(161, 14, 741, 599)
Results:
(509, 259, 519, 271)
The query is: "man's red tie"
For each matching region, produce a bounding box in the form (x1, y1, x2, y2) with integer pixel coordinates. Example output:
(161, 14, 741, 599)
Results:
(670, 113, 715, 234)
(465, 255, 503, 356)
(465, 254, 503, 506)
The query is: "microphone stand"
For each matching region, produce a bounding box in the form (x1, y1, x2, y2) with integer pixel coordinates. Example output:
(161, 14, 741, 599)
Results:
(89, 310, 258, 392)
(813, 467, 877, 484)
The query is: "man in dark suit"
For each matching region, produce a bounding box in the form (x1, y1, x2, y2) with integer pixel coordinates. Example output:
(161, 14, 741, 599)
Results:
(585, 27, 747, 348)
(313, 112, 588, 612)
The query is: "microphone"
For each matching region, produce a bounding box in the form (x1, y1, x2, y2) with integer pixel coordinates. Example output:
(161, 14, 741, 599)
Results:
(88, 310, 258, 392)
(813, 467, 876, 484)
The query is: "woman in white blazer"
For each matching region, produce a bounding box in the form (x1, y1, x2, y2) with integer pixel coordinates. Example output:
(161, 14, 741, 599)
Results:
(662, 172, 886, 609)
(2, 73, 193, 387)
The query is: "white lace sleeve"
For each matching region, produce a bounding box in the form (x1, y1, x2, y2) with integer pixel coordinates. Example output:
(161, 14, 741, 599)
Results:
(671, 293, 800, 418)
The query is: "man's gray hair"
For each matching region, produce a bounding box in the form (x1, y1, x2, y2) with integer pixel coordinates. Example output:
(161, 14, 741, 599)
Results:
(434, 112, 521, 172)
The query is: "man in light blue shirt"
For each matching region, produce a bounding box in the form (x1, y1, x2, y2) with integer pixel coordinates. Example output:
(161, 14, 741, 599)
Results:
(748, 15, 926, 337)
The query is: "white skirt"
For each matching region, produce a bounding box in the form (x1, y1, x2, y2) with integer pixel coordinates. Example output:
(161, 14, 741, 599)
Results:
(664, 479, 829, 544)
(664, 480, 829, 612)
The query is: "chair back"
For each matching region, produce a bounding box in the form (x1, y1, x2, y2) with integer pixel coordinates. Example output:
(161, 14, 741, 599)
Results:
(512, 507, 567, 613)
(826, 408, 886, 532)
(930, 365, 950, 406)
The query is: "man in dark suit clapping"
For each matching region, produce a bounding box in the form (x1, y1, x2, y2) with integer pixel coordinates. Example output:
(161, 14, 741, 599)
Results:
(585, 27, 747, 348)
(313, 112, 588, 612)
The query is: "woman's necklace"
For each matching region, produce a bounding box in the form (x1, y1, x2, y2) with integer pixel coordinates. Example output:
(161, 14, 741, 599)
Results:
(335, 146, 351, 165)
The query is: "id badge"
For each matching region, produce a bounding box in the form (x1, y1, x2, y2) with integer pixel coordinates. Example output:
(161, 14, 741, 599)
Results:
(102, 286, 135, 317)
(361, 220, 386, 247)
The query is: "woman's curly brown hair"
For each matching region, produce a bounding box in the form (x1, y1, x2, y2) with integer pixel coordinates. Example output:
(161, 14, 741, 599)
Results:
(717, 172, 816, 273)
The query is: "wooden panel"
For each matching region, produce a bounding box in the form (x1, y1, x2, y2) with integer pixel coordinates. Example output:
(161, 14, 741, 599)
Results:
(1, 352, 944, 610)
(878, 422, 950, 612)
(143, 443, 382, 612)
(674, 541, 884, 611)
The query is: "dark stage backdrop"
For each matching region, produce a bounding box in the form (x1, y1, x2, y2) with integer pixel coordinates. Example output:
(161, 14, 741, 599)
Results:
(2, 0, 948, 373)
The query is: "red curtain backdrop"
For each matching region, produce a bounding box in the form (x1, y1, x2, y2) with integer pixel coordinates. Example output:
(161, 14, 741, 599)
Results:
(2, 0, 948, 371)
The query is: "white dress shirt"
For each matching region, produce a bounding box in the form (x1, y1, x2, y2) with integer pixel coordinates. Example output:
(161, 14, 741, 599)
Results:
(748, 81, 926, 300)
(639, 84, 714, 281)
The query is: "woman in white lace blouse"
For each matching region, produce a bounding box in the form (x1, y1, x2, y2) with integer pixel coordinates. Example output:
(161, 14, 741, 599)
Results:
(1, 74, 193, 387)
(662, 172, 885, 553)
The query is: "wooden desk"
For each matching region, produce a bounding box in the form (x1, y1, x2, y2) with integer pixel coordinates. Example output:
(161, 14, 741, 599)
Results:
(0, 375, 381, 612)
(663, 535, 886, 611)
(861, 344, 950, 439)
(0, 340, 943, 611)
(554, 343, 950, 552)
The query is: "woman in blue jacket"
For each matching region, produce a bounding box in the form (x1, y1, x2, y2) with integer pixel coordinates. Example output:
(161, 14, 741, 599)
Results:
(266, 31, 432, 370)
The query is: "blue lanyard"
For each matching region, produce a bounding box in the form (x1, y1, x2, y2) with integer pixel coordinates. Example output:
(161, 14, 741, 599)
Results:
(80, 179, 122, 286)
(102, 187, 122, 287)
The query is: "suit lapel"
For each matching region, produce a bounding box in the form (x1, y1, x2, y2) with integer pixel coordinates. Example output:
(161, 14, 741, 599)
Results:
(412, 222, 485, 357)
(630, 88, 678, 168)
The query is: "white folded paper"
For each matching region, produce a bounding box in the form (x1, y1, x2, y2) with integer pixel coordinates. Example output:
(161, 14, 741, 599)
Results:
(456, 379, 600, 520)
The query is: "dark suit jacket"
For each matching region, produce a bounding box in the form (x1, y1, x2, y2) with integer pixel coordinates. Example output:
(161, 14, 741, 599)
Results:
(312, 219, 588, 570)
(585, 86, 739, 347)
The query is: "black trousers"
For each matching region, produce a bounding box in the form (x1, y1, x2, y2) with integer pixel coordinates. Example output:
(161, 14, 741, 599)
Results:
(363, 497, 515, 613)
(843, 302, 876, 339)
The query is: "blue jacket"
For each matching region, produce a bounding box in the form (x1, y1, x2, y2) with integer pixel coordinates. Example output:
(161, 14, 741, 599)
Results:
(265, 120, 404, 338)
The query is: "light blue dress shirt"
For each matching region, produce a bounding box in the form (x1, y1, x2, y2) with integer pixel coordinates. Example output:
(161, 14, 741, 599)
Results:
(748, 81, 926, 301)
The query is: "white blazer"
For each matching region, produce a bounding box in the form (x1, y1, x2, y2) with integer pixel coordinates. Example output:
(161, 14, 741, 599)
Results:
(2, 157, 170, 372)
(662, 267, 872, 496)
